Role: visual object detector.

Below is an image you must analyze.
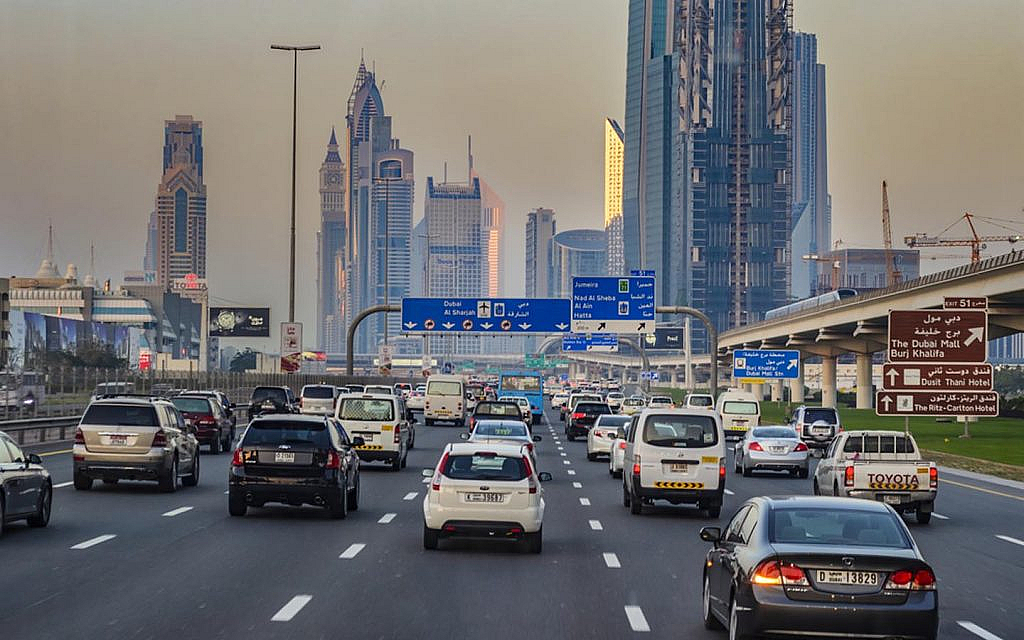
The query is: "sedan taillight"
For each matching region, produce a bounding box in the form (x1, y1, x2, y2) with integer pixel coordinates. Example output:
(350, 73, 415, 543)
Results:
(885, 568, 936, 590)
(74, 427, 85, 445)
(844, 465, 855, 487)
(793, 442, 809, 452)
(748, 441, 764, 451)
(231, 448, 244, 467)
(752, 560, 808, 586)
(325, 450, 341, 469)
(151, 430, 167, 448)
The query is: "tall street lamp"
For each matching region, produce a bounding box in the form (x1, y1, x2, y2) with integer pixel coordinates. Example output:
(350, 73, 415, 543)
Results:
(270, 43, 320, 323)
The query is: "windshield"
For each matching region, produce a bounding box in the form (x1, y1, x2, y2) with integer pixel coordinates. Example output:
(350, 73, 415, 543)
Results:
(642, 414, 718, 448)
(596, 416, 631, 427)
(427, 381, 463, 396)
(93, 382, 135, 395)
(474, 422, 528, 437)
(243, 420, 330, 447)
(501, 375, 541, 392)
(805, 408, 838, 424)
(251, 388, 287, 404)
(687, 396, 713, 406)
(476, 402, 522, 417)
(83, 404, 159, 427)
(443, 454, 527, 481)
(770, 508, 910, 548)
(302, 386, 335, 399)
(171, 397, 212, 414)
(723, 401, 759, 415)
(751, 427, 798, 439)
(843, 434, 915, 454)
(364, 386, 392, 395)
(338, 398, 394, 421)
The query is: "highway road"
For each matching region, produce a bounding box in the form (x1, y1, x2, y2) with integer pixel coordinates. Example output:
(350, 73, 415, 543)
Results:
(2, 402, 1022, 639)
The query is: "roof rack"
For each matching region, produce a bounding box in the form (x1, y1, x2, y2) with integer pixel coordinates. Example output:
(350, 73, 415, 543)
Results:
(96, 393, 168, 401)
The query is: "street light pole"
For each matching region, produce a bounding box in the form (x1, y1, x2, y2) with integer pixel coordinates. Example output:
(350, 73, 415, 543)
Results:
(271, 43, 320, 323)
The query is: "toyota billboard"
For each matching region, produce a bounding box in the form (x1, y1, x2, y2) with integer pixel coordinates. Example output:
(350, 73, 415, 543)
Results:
(208, 307, 271, 338)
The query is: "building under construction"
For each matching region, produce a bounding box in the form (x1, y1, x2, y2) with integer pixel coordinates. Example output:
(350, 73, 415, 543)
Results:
(622, 0, 793, 347)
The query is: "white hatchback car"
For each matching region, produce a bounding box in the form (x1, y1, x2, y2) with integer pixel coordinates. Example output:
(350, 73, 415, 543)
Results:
(422, 443, 551, 552)
(608, 421, 630, 478)
(587, 414, 631, 461)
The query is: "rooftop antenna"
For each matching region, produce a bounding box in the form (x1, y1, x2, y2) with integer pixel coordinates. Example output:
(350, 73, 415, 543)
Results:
(443, 161, 447, 183)
(47, 220, 54, 262)
(468, 134, 473, 181)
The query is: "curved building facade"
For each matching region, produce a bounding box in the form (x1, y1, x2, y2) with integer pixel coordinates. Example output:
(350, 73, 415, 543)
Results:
(550, 229, 607, 298)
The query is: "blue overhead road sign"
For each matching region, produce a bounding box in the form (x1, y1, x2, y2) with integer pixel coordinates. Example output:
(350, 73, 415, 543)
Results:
(401, 298, 571, 334)
(571, 276, 656, 333)
(561, 333, 618, 352)
(733, 349, 801, 380)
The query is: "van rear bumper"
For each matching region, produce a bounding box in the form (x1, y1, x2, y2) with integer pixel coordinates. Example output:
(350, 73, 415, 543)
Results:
(636, 483, 724, 507)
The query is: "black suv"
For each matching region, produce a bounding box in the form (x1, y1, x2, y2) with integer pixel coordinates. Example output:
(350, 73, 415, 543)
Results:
(470, 400, 528, 431)
(229, 415, 362, 518)
(248, 386, 299, 417)
(565, 402, 612, 440)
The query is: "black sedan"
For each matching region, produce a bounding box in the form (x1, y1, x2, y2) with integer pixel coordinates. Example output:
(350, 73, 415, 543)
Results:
(229, 415, 362, 519)
(1, 431, 52, 534)
(700, 496, 938, 640)
(565, 402, 612, 440)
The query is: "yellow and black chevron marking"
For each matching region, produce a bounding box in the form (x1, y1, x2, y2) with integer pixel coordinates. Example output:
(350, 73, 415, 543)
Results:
(356, 444, 385, 450)
(654, 481, 705, 489)
(868, 483, 916, 490)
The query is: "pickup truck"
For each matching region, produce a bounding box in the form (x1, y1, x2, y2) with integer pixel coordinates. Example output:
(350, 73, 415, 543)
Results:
(813, 430, 938, 524)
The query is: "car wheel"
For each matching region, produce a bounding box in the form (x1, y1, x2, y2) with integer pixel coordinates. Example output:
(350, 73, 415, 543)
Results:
(587, 452, 597, 462)
(159, 456, 179, 493)
(734, 456, 741, 473)
(629, 486, 643, 515)
(622, 482, 631, 508)
(0, 495, 5, 537)
(210, 435, 221, 455)
(812, 479, 820, 495)
(328, 482, 348, 519)
(612, 469, 622, 479)
(703, 575, 724, 630)
(915, 507, 932, 525)
(183, 453, 200, 487)
(728, 596, 752, 640)
(391, 454, 402, 472)
(228, 490, 247, 517)
(222, 431, 232, 452)
(798, 468, 809, 479)
(702, 504, 722, 519)
(408, 431, 415, 450)
(833, 481, 840, 497)
(401, 449, 408, 469)
(524, 528, 542, 554)
(423, 524, 439, 550)
(74, 474, 93, 490)
(27, 482, 52, 527)
(347, 477, 359, 511)
(741, 462, 752, 478)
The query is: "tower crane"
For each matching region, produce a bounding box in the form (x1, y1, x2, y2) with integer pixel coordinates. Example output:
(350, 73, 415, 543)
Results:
(881, 181, 901, 286)
(905, 212, 1022, 263)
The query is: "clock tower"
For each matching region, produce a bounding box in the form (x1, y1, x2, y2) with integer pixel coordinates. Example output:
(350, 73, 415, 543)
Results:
(318, 127, 347, 352)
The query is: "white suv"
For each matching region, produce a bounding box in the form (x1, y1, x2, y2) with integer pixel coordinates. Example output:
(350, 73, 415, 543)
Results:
(422, 442, 551, 552)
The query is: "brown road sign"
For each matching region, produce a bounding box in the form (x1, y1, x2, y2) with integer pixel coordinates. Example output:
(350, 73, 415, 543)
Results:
(944, 297, 988, 310)
(882, 363, 993, 392)
(875, 390, 999, 417)
(887, 309, 987, 362)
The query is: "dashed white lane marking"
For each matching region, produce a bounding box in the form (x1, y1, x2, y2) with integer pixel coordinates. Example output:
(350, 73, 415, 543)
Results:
(339, 543, 366, 559)
(378, 513, 397, 524)
(724, 489, 735, 496)
(557, 446, 564, 451)
(162, 506, 193, 517)
(995, 534, 1024, 547)
(589, 519, 603, 530)
(573, 482, 583, 488)
(421, 476, 431, 484)
(403, 492, 419, 500)
(931, 513, 949, 520)
(560, 452, 567, 457)
(562, 460, 571, 465)
(603, 552, 621, 568)
(53, 481, 73, 488)
(579, 498, 591, 506)
(224, 490, 229, 494)
(567, 470, 576, 475)
(70, 534, 116, 550)
(271, 595, 313, 622)
(957, 621, 1005, 640)
(623, 605, 650, 632)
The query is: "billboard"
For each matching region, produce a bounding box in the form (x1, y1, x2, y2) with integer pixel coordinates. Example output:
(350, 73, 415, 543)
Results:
(208, 307, 271, 337)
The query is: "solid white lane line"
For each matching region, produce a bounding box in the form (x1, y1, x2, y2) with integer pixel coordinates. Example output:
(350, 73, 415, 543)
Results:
(573, 482, 583, 488)
(579, 497, 591, 506)
(624, 605, 650, 632)
(403, 492, 419, 500)
(931, 513, 949, 520)
(589, 519, 603, 530)
(162, 506, 193, 517)
(378, 513, 397, 524)
(339, 543, 366, 559)
(724, 489, 735, 496)
(421, 476, 431, 484)
(53, 481, 73, 488)
(567, 470, 576, 475)
(563, 460, 571, 465)
(957, 621, 1005, 640)
(603, 552, 621, 568)
(70, 534, 116, 550)
(995, 534, 1024, 547)
(271, 595, 312, 622)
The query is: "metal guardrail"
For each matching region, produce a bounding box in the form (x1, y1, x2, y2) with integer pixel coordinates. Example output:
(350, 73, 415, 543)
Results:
(0, 416, 82, 446)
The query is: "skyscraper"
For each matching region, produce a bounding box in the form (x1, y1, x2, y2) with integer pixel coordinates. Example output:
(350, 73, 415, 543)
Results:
(790, 32, 830, 300)
(317, 128, 346, 352)
(154, 115, 206, 288)
(469, 139, 505, 298)
(622, 0, 793, 344)
(525, 208, 556, 298)
(143, 210, 158, 273)
(604, 119, 625, 276)
(550, 229, 608, 297)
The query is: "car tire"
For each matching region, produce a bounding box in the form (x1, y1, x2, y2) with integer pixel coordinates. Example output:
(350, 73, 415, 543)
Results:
(728, 596, 752, 640)
(587, 452, 597, 462)
(702, 504, 721, 519)
(524, 528, 542, 554)
(425, 418, 434, 427)
(27, 482, 52, 528)
(798, 468, 809, 479)
(391, 454, 402, 472)
(916, 507, 932, 525)
(623, 482, 631, 508)
(210, 435, 221, 455)
(629, 487, 643, 515)
(328, 483, 348, 519)
(183, 453, 199, 487)
(0, 495, 5, 538)
(423, 525, 439, 550)
(228, 491, 247, 517)
(74, 474, 93, 491)
(159, 456, 179, 493)
(612, 469, 622, 479)
(408, 431, 415, 450)
(702, 575, 724, 630)
(812, 479, 820, 495)
(734, 456, 741, 473)
(833, 481, 840, 497)
(741, 463, 752, 478)
(401, 450, 408, 469)
(347, 478, 359, 511)
(222, 431, 233, 452)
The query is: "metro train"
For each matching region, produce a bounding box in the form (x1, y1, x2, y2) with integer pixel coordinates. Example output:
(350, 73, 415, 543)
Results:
(763, 288, 858, 321)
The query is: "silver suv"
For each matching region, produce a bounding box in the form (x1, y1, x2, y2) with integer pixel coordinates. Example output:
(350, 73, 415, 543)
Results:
(789, 405, 842, 452)
(73, 397, 200, 492)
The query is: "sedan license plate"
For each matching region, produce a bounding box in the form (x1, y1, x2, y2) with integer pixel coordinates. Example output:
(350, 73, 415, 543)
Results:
(110, 435, 128, 446)
(274, 452, 295, 463)
(669, 463, 689, 473)
(816, 570, 878, 586)
(769, 446, 787, 454)
(465, 493, 503, 503)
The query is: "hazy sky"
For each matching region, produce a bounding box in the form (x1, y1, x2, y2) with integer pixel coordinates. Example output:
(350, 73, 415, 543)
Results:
(2, 0, 1022, 342)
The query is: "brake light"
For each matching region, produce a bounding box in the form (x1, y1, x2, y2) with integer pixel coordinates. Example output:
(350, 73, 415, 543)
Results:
(844, 465, 855, 487)
(231, 448, 244, 467)
(752, 560, 808, 586)
(526, 442, 534, 454)
(794, 442, 808, 452)
(749, 442, 764, 451)
(632, 454, 641, 476)
(523, 456, 537, 494)
(572, 412, 585, 420)
(719, 460, 726, 480)
(885, 568, 936, 590)
(394, 425, 401, 444)
(929, 467, 938, 489)
(74, 427, 85, 445)
(325, 450, 341, 469)
(618, 441, 627, 450)
(432, 452, 449, 491)
(151, 430, 167, 448)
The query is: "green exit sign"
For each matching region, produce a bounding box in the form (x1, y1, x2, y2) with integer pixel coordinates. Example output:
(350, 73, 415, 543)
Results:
(524, 355, 546, 368)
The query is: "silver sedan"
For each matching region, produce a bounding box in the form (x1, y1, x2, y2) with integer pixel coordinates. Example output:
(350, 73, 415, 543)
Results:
(734, 425, 809, 478)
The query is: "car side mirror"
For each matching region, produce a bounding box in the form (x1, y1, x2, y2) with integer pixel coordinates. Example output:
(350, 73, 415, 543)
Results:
(537, 472, 553, 482)
(230, 403, 237, 410)
(421, 468, 434, 478)
(351, 436, 365, 447)
(532, 435, 542, 442)
(699, 526, 722, 544)
(27, 453, 42, 465)
(459, 432, 470, 440)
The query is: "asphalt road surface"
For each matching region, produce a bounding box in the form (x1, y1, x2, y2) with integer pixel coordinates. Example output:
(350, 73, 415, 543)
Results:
(2, 403, 1022, 639)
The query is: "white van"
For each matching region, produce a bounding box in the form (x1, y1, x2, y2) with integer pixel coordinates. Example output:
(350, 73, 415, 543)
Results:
(622, 409, 726, 517)
(715, 389, 761, 439)
(336, 393, 410, 471)
(424, 375, 466, 426)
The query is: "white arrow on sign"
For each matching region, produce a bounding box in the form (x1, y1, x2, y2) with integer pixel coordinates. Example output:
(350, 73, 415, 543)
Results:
(886, 369, 900, 386)
(787, 359, 798, 370)
(441, 322, 455, 330)
(880, 395, 893, 411)
(479, 322, 493, 329)
(404, 322, 417, 329)
(518, 323, 532, 330)
(964, 326, 984, 346)
(555, 323, 569, 330)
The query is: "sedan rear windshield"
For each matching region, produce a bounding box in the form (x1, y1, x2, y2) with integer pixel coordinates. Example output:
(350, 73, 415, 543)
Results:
(751, 427, 798, 439)
(770, 508, 910, 548)
(443, 454, 527, 481)
(243, 420, 330, 447)
(687, 396, 713, 406)
(643, 414, 718, 448)
(302, 386, 335, 399)
(596, 416, 631, 427)
(475, 402, 522, 417)
(804, 408, 838, 424)
(251, 388, 288, 404)
(171, 397, 213, 414)
(427, 381, 463, 396)
(474, 422, 528, 437)
(83, 404, 159, 427)
(723, 401, 758, 415)
(337, 398, 394, 421)
(575, 403, 612, 414)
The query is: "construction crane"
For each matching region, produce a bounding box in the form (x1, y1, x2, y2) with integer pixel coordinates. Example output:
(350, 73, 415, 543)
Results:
(802, 240, 845, 292)
(881, 181, 901, 286)
(905, 212, 1023, 263)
